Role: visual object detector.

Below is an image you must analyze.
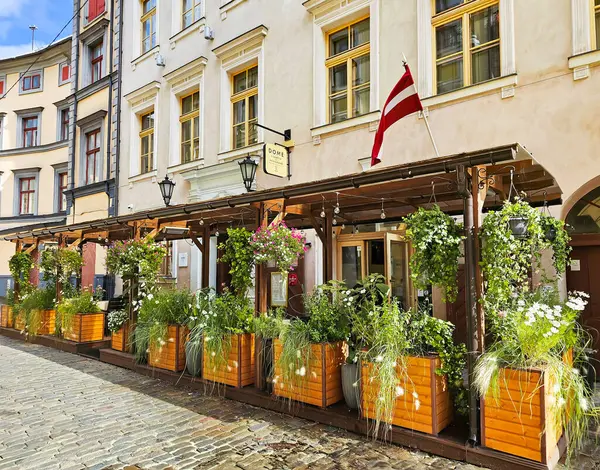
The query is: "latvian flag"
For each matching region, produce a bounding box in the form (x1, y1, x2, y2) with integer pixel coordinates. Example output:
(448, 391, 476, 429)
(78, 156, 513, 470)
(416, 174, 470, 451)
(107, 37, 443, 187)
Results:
(371, 64, 423, 167)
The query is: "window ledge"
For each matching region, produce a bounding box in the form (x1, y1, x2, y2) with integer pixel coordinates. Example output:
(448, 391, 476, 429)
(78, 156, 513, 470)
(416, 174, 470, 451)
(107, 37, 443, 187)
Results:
(83, 12, 108, 31)
(167, 159, 205, 174)
(128, 170, 157, 184)
(169, 18, 206, 49)
(132, 46, 159, 70)
(311, 111, 381, 141)
(217, 142, 264, 163)
(421, 74, 518, 109)
(568, 50, 600, 80)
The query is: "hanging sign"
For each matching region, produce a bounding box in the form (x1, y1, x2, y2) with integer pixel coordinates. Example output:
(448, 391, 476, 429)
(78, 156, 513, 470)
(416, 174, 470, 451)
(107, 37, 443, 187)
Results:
(263, 143, 289, 178)
(288, 272, 299, 287)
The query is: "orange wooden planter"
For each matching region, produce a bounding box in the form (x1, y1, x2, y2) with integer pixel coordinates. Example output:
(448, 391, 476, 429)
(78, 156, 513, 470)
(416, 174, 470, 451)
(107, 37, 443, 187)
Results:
(39, 309, 56, 335)
(361, 356, 452, 436)
(203, 333, 255, 387)
(148, 325, 187, 372)
(111, 321, 130, 352)
(0, 305, 12, 328)
(272, 340, 344, 408)
(63, 313, 105, 342)
(13, 313, 25, 331)
(481, 367, 563, 466)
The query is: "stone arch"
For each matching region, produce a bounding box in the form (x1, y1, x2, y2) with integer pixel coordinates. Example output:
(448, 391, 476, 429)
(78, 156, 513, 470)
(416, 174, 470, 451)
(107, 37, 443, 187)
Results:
(561, 175, 600, 221)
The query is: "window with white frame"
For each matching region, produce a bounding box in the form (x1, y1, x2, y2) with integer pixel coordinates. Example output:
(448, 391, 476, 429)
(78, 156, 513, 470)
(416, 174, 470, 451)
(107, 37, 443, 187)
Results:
(85, 129, 101, 185)
(0, 75, 5, 97)
(53, 164, 69, 212)
(0, 114, 4, 150)
(231, 66, 258, 149)
(183, 0, 202, 29)
(180, 92, 200, 162)
(91, 41, 104, 83)
(12, 169, 39, 216)
(140, 111, 155, 173)
(59, 62, 71, 86)
(19, 70, 43, 94)
(141, 0, 157, 54)
(16, 108, 43, 147)
(58, 107, 70, 141)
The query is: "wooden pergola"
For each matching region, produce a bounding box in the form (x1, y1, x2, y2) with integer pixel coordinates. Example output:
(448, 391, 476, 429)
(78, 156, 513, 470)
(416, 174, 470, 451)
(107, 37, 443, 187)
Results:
(0, 142, 562, 458)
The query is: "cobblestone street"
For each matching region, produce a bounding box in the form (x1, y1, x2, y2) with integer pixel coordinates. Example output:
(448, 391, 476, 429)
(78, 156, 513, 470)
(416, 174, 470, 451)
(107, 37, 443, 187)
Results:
(0, 336, 489, 470)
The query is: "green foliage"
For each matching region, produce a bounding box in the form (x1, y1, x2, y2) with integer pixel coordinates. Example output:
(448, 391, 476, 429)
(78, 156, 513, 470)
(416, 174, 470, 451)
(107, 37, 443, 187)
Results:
(9, 252, 34, 294)
(474, 288, 598, 463)
(252, 308, 285, 339)
(218, 227, 255, 296)
(541, 214, 571, 274)
(57, 290, 100, 334)
(274, 319, 313, 392)
(5, 288, 15, 307)
(303, 281, 351, 343)
(404, 205, 464, 302)
(40, 248, 84, 285)
(250, 221, 307, 274)
(107, 310, 128, 333)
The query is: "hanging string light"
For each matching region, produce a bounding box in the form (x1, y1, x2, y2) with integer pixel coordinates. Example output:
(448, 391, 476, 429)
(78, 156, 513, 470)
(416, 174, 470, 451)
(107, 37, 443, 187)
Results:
(380, 198, 386, 220)
(334, 192, 340, 215)
(320, 195, 326, 218)
(332, 217, 337, 226)
(199, 214, 205, 226)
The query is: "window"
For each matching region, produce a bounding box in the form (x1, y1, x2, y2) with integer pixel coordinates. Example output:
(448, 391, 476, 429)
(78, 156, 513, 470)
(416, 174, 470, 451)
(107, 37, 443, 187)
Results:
(433, 1, 500, 94)
(326, 17, 370, 124)
(85, 129, 101, 185)
(87, 0, 106, 22)
(180, 91, 200, 163)
(231, 66, 258, 149)
(21, 72, 41, 92)
(19, 178, 35, 215)
(141, 0, 157, 54)
(595, 0, 600, 49)
(59, 62, 70, 85)
(91, 42, 103, 83)
(140, 111, 154, 173)
(22, 117, 38, 148)
(60, 109, 70, 141)
(58, 172, 68, 212)
(0, 76, 5, 96)
(183, 0, 202, 29)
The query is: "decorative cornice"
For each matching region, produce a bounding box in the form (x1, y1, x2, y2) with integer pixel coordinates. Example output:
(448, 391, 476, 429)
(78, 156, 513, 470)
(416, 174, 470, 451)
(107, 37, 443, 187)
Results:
(124, 81, 161, 103)
(164, 57, 208, 84)
(0, 141, 68, 158)
(76, 110, 108, 128)
(80, 18, 110, 43)
(65, 179, 115, 200)
(11, 167, 41, 173)
(75, 75, 111, 101)
(212, 25, 268, 59)
(0, 213, 66, 224)
(14, 106, 44, 116)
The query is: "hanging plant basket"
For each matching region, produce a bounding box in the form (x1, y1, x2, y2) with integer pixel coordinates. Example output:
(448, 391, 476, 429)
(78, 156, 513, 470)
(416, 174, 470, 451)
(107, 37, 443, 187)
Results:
(508, 217, 529, 238)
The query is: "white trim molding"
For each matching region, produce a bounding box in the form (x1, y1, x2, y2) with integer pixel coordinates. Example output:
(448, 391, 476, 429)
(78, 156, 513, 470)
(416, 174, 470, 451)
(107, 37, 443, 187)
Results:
(310, 110, 380, 141)
(213, 26, 267, 154)
(305, 0, 379, 132)
(217, 142, 264, 163)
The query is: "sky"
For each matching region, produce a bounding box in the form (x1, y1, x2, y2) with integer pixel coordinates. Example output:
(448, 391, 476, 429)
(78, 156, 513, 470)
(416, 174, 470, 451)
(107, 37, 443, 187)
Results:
(0, 0, 73, 59)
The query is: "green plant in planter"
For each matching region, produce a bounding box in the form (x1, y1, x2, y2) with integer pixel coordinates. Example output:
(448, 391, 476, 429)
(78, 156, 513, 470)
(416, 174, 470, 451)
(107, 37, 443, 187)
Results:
(107, 310, 129, 333)
(134, 289, 196, 364)
(404, 205, 464, 302)
(9, 252, 34, 296)
(57, 290, 100, 335)
(474, 288, 599, 462)
(218, 228, 255, 297)
(17, 285, 56, 336)
(540, 213, 571, 274)
(252, 308, 286, 339)
(40, 248, 83, 299)
(250, 221, 307, 274)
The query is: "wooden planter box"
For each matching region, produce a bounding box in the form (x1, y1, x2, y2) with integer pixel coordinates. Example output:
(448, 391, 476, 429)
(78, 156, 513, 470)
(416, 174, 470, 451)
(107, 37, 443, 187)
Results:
(63, 313, 105, 342)
(148, 325, 187, 372)
(14, 313, 25, 331)
(39, 309, 56, 336)
(481, 367, 563, 467)
(203, 333, 255, 387)
(272, 340, 344, 408)
(111, 321, 130, 352)
(0, 305, 12, 328)
(361, 356, 452, 436)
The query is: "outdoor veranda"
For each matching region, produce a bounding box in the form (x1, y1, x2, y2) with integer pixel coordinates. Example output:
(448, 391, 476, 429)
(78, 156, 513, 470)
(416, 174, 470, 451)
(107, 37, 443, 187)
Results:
(0, 143, 570, 470)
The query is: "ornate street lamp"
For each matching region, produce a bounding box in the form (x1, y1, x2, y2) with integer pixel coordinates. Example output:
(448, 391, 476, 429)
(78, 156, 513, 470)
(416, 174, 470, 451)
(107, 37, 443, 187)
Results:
(239, 156, 258, 192)
(158, 175, 175, 206)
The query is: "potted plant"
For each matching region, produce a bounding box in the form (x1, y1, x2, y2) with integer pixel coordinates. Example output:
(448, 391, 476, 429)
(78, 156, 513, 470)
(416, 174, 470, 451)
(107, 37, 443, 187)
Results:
(108, 309, 129, 352)
(475, 289, 597, 465)
(272, 282, 349, 408)
(218, 228, 255, 296)
(8, 252, 34, 329)
(404, 204, 464, 302)
(57, 289, 104, 342)
(184, 288, 215, 377)
(201, 292, 255, 387)
(1, 289, 15, 328)
(250, 221, 307, 274)
(252, 308, 285, 391)
(134, 289, 195, 372)
(15, 285, 56, 337)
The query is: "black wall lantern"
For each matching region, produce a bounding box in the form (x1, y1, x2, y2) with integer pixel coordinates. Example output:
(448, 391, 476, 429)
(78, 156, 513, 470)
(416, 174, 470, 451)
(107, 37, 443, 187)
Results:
(239, 156, 258, 192)
(158, 175, 176, 206)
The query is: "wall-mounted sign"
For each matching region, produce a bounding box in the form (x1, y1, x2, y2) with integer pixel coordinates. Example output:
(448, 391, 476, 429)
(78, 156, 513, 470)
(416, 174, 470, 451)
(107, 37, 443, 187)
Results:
(271, 272, 288, 307)
(288, 272, 299, 287)
(570, 259, 581, 272)
(264, 143, 289, 178)
(178, 252, 189, 268)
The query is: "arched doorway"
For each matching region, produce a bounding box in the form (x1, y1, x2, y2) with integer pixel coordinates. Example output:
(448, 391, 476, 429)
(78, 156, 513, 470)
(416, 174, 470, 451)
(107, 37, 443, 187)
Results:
(565, 184, 600, 379)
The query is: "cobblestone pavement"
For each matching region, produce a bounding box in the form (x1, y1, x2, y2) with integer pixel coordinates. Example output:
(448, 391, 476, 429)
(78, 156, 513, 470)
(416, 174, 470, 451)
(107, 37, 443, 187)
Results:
(0, 336, 488, 470)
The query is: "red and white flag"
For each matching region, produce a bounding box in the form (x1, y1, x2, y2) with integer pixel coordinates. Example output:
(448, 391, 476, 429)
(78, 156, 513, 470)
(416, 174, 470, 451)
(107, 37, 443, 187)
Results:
(371, 64, 423, 167)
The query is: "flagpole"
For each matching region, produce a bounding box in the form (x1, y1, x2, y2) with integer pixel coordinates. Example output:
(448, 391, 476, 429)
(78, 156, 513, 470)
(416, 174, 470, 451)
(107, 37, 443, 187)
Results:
(402, 53, 440, 158)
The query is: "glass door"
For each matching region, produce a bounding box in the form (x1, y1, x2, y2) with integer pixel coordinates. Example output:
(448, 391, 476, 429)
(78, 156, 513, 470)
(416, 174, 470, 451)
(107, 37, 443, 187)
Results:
(337, 241, 366, 288)
(386, 233, 412, 310)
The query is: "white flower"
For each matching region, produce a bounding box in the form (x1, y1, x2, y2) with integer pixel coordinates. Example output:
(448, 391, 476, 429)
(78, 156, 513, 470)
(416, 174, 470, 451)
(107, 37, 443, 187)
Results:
(375, 355, 383, 363)
(395, 386, 404, 397)
(299, 366, 306, 377)
(360, 289, 366, 294)
(573, 368, 580, 376)
(295, 369, 300, 375)
(580, 397, 589, 411)
(412, 391, 419, 399)
(296, 350, 301, 358)
(352, 381, 358, 388)
(415, 399, 421, 411)
(147, 293, 154, 300)
(558, 397, 566, 407)
(211, 352, 216, 357)
(550, 327, 559, 334)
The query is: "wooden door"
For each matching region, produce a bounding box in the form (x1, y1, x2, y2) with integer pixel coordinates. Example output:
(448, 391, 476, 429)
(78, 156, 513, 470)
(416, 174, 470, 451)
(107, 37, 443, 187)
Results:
(567, 246, 600, 374)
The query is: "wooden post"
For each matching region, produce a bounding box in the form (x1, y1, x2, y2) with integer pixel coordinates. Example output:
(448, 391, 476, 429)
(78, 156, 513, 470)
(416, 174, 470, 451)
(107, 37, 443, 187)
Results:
(325, 211, 334, 282)
(56, 236, 65, 303)
(13, 241, 22, 303)
(201, 225, 210, 289)
(472, 166, 486, 352)
(255, 203, 269, 390)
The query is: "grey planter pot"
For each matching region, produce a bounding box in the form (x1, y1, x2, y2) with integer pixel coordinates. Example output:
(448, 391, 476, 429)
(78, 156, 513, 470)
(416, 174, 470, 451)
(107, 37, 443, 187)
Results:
(342, 363, 360, 409)
(508, 217, 529, 238)
(185, 339, 203, 377)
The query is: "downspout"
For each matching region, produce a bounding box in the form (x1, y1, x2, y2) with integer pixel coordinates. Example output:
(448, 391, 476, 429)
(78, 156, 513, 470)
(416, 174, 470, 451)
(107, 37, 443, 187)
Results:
(105, 0, 114, 207)
(113, 0, 123, 217)
(70, 0, 81, 225)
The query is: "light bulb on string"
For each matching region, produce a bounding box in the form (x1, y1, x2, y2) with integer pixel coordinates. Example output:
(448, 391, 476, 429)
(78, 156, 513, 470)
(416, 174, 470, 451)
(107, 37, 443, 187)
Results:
(199, 217, 205, 226)
(380, 199, 386, 220)
(334, 192, 340, 214)
(320, 195, 326, 218)
(215, 229, 220, 237)
(341, 224, 345, 230)
(332, 218, 337, 226)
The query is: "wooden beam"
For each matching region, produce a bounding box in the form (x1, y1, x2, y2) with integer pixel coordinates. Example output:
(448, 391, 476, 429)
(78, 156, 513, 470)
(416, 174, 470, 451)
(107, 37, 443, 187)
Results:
(309, 215, 326, 244)
(145, 227, 159, 240)
(325, 211, 333, 282)
(24, 242, 38, 255)
(285, 204, 310, 216)
(68, 238, 82, 249)
(201, 225, 210, 289)
(189, 231, 204, 254)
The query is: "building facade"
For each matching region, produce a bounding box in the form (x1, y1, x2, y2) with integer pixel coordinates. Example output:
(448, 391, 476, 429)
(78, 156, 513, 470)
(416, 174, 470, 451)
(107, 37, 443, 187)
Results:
(0, 39, 73, 294)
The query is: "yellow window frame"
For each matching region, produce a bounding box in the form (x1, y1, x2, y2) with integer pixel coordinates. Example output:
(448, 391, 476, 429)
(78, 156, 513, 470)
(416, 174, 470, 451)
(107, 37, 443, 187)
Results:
(182, 0, 202, 29)
(231, 66, 259, 150)
(325, 16, 371, 124)
(141, 0, 157, 54)
(180, 91, 200, 162)
(140, 111, 154, 174)
(431, 0, 500, 95)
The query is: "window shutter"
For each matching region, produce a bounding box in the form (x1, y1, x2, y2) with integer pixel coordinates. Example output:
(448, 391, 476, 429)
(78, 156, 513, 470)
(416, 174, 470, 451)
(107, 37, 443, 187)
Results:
(88, 0, 98, 21)
(97, 0, 105, 15)
(0, 81, 4, 95)
(62, 64, 70, 82)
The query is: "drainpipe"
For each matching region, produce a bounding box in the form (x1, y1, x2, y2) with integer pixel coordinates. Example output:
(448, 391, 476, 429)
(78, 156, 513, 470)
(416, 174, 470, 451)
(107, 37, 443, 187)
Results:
(105, 0, 114, 185)
(113, 0, 123, 217)
(69, 0, 81, 225)
(458, 164, 480, 445)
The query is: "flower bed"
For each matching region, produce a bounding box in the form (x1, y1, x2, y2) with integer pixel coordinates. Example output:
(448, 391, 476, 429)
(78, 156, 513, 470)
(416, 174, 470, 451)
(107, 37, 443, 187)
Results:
(203, 333, 255, 387)
(273, 340, 344, 408)
(361, 356, 452, 435)
(63, 313, 105, 342)
(148, 325, 188, 372)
